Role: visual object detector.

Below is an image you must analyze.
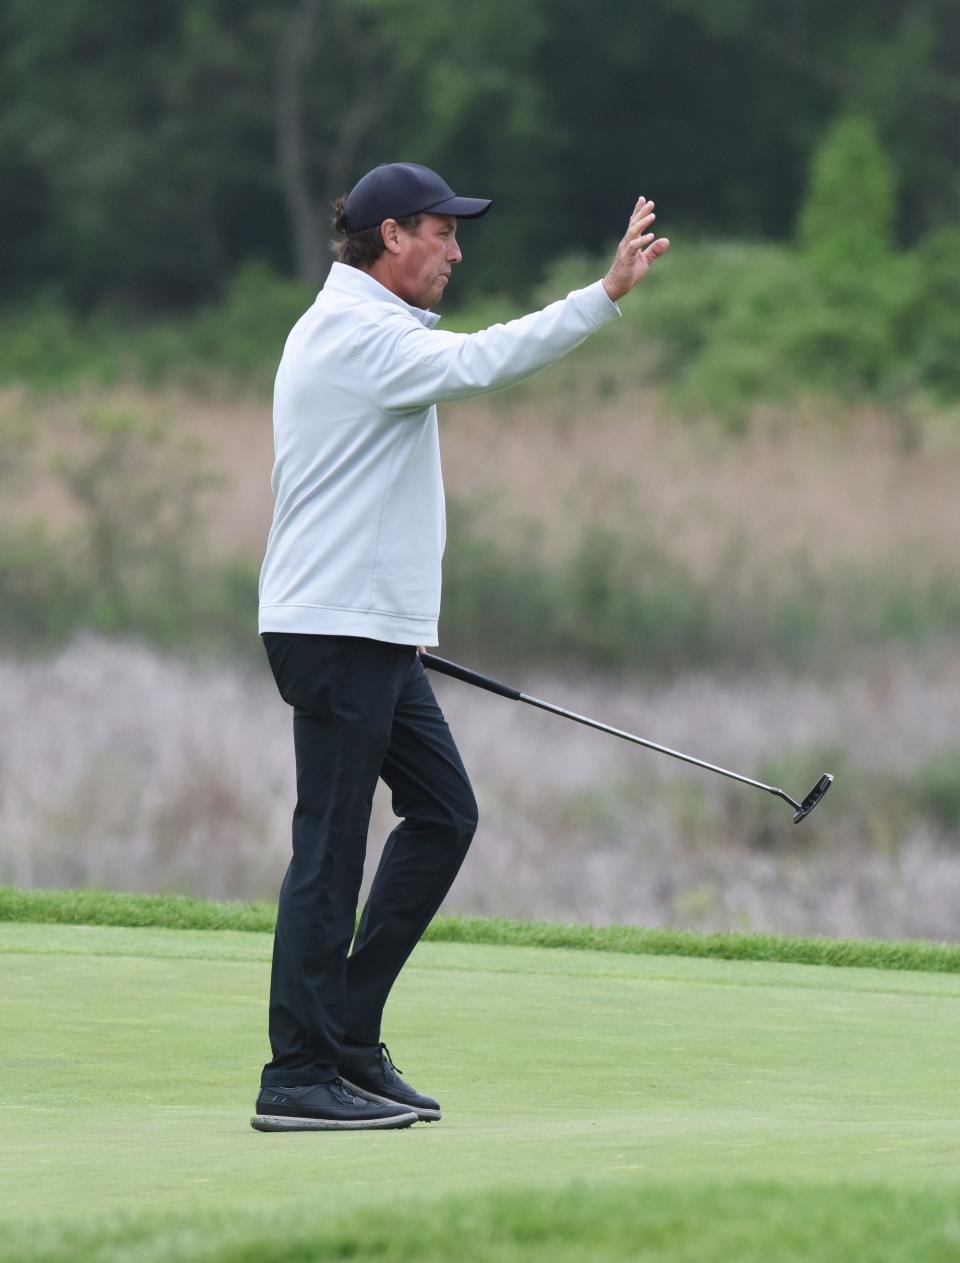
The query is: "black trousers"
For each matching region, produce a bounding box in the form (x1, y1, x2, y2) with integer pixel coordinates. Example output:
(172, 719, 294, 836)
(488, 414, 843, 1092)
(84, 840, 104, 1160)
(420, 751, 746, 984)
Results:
(260, 632, 478, 1087)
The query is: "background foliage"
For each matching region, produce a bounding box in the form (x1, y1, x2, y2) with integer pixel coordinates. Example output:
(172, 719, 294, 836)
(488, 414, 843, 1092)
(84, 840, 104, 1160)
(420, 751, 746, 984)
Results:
(2, 0, 958, 308)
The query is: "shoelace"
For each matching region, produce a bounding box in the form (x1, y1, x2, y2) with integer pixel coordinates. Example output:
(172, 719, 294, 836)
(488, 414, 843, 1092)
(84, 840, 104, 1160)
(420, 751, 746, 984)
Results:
(330, 1077, 368, 1106)
(379, 1042, 402, 1080)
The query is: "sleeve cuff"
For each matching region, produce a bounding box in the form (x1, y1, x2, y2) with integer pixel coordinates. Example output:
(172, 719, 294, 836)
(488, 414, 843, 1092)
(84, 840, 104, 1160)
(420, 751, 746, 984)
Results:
(570, 279, 622, 328)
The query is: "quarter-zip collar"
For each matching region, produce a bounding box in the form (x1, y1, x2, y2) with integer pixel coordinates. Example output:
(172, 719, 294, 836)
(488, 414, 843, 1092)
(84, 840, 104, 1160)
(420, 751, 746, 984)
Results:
(323, 261, 441, 329)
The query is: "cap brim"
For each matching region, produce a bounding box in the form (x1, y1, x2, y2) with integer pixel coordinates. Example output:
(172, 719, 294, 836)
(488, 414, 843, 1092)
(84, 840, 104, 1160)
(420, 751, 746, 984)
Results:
(421, 195, 492, 220)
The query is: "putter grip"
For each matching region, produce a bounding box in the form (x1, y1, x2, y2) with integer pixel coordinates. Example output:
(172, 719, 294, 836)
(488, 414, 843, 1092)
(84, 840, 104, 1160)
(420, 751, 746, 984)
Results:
(418, 653, 522, 701)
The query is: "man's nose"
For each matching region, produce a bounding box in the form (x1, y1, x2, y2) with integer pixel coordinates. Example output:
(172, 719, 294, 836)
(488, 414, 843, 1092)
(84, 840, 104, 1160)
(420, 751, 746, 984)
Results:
(448, 239, 462, 263)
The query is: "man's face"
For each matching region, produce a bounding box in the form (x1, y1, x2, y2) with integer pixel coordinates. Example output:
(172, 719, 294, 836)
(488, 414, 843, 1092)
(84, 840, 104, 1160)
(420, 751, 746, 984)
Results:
(391, 213, 462, 308)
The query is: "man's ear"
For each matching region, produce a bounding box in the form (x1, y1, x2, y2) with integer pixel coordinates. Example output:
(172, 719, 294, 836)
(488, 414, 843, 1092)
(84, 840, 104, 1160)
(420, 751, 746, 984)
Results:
(380, 219, 402, 254)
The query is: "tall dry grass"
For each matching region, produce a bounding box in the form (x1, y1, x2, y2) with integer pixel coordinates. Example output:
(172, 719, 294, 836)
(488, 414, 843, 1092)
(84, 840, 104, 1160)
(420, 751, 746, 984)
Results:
(6, 383, 960, 585)
(2, 637, 958, 941)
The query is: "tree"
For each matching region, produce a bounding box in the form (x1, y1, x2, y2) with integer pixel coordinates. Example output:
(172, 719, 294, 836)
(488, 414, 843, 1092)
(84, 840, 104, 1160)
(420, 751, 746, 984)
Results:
(661, 0, 960, 236)
(798, 115, 897, 280)
(0, 0, 956, 309)
(272, 0, 551, 292)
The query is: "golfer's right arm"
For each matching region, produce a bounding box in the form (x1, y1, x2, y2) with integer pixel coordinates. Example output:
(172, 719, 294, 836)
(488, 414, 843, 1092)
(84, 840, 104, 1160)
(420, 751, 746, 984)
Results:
(368, 198, 669, 412)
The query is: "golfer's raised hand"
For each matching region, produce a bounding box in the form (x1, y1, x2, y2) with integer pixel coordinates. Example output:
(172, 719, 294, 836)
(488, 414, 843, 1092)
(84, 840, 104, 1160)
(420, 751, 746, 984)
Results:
(602, 197, 670, 302)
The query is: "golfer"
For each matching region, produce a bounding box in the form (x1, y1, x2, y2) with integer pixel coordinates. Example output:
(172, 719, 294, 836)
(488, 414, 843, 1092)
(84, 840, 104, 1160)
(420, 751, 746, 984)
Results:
(253, 162, 669, 1132)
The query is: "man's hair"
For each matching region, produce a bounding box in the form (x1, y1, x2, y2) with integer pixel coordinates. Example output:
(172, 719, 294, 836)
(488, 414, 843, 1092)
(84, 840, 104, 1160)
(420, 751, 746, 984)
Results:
(330, 196, 423, 268)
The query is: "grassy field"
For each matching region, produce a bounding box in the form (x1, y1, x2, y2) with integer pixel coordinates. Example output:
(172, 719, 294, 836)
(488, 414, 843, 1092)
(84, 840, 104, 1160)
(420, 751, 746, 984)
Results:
(3, 910, 960, 1261)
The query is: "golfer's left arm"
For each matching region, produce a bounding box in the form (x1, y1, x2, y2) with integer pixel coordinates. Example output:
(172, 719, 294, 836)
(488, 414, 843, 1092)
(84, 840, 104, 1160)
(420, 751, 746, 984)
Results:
(370, 198, 669, 412)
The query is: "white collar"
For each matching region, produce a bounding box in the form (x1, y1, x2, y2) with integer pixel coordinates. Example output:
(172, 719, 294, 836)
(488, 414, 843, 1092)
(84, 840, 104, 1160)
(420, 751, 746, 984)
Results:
(323, 261, 442, 329)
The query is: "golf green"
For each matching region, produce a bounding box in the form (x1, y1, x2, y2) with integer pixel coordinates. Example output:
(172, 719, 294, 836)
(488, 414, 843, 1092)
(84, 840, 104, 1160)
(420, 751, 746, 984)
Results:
(2, 920, 959, 1261)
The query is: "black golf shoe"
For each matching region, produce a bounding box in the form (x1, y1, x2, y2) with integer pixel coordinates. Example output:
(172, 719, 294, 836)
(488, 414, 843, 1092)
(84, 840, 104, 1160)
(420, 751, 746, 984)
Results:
(339, 1042, 442, 1122)
(251, 1077, 418, 1132)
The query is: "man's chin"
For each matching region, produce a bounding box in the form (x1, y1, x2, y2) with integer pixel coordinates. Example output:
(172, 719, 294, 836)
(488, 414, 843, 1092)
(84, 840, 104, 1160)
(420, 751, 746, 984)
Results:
(414, 279, 448, 310)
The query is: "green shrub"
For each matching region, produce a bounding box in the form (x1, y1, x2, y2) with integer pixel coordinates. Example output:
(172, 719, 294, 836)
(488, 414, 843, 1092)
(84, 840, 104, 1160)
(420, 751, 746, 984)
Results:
(519, 116, 928, 420)
(171, 262, 312, 387)
(639, 239, 915, 419)
(124, 263, 313, 391)
(0, 294, 122, 390)
(797, 115, 898, 283)
(646, 244, 817, 417)
(0, 523, 89, 650)
(903, 227, 960, 399)
(0, 266, 314, 394)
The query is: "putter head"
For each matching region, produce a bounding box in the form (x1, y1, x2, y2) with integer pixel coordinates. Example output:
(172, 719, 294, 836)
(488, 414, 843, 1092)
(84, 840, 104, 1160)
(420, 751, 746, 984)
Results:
(793, 773, 834, 824)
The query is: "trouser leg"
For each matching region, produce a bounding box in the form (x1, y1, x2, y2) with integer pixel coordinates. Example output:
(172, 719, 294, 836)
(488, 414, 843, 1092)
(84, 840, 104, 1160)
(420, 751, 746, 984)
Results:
(259, 633, 416, 1088)
(344, 654, 478, 1048)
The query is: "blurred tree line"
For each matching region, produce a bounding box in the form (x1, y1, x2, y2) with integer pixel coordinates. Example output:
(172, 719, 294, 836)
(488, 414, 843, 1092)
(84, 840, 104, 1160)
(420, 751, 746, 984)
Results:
(1, 0, 958, 311)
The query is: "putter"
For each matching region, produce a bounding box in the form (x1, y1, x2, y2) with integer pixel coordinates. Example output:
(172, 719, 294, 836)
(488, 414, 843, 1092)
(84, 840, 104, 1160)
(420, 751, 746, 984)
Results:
(419, 653, 833, 824)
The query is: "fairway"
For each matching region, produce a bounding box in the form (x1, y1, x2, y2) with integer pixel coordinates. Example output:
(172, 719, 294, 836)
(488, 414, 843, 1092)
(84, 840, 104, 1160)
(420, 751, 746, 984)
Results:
(3, 919, 960, 1262)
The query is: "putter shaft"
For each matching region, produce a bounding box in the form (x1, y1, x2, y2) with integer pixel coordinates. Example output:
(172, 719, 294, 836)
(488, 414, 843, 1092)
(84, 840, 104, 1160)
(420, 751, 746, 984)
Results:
(522, 693, 801, 810)
(419, 652, 832, 822)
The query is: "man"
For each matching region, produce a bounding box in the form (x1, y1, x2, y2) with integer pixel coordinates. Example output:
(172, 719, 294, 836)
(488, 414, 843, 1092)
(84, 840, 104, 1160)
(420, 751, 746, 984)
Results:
(253, 162, 669, 1132)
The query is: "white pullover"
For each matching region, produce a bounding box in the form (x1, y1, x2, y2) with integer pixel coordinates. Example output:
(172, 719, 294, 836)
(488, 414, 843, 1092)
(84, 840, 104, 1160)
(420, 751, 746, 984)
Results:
(258, 261, 620, 645)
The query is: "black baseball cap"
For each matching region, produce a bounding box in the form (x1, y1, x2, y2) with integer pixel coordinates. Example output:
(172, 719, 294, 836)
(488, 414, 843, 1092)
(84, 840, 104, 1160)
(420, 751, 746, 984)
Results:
(343, 163, 492, 233)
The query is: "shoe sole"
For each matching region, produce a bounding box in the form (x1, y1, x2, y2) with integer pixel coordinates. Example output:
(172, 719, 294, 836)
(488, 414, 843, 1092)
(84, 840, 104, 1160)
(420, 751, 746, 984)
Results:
(340, 1078, 442, 1123)
(250, 1109, 418, 1133)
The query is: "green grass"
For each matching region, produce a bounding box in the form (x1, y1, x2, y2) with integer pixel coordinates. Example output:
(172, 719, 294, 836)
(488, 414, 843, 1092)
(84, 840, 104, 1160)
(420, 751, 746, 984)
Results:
(2, 918, 960, 1261)
(3, 884, 960, 973)
(11, 1181, 960, 1262)
(0, 884, 278, 933)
